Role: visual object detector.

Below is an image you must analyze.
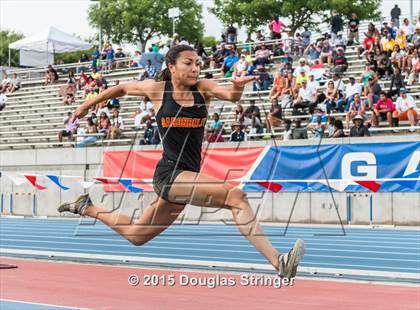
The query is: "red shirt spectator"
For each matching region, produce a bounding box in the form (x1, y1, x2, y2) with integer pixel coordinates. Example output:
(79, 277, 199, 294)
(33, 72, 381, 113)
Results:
(363, 36, 375, 50)
(374, 97, 394, 111)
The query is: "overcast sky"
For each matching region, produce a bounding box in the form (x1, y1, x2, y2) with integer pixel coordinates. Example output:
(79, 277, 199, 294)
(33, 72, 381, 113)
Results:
(1, 0, 419, 43)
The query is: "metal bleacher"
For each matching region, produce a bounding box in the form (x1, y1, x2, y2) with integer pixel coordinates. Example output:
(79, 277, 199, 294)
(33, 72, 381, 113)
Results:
(1, 21, 419, 150)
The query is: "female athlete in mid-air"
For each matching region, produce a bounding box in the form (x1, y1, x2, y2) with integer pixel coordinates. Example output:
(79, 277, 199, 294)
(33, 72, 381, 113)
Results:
(59, 44, 304, 279)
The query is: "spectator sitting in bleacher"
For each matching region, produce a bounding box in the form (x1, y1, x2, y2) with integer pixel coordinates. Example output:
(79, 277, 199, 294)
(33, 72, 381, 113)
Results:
(304, 42, 321, 62)
(388, 67, 405, 97)
(408, 50, 419, 85)
(96, 73, 108, 90)
(401, 18, 415, 42)
(376, 51, 393, 79)
(77, 53, 89, 73)
(324, 80, 338, 114)
(412, 26, 420, 46)
(58, 112, 79, 143)
(364, 77, 381, 110)
(230, 122, 247, 142)
(291, 119, 308, 139)
(358, 33, 375, 58)
(254, 43, 271, 66)
(332, 47, 348, 73)
(115, 47, 126, 68)
(1, 73, 11, 92)
(78, 70, 88, 90)
(346, 93, 366, 129)
(273, 42, 285, 57)
(293, 80, 317, 114)
(320, 40, 333, 66)
(108, 108, 124, 139)
(139, 120, 160, 145)
(76, 117, 99, 147)
(307, 114, 325, 139)
(331, 119, 345, 138)
(7, 73, 21, 93)
(344, 76, 362, 111)
(310, 59, 326, 81)
(90, 67, 100, 80)
(382, 34, 395, 56)
(269, 69, 287, 99)
(205, 112, 224, 142)
(98, 112, 111, 136)
(221, 50, 238, 77)
(44, 65, 59, 86)
(232, 54, 248, 78)
(265, 98, 282, 134)
(234, 103, 246, 125)
(350, 115, 370, 137)
(245, 100, 261, 120)
(392, 88, 418, 131)
(134, 96, 154, 127)
(371, 91, 395, 128)
(391, 45, 405, 69)
(140, 59, 157, 80)
(255, 30, 266, 43)
(130, 50, 142, 68)
(0, 89, 7, 111)
(294, 58, 310, 77)
(253, 65, 271, 91)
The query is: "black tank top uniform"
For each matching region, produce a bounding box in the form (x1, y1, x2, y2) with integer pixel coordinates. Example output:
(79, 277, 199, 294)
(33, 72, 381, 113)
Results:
(153, 81, 208, 201)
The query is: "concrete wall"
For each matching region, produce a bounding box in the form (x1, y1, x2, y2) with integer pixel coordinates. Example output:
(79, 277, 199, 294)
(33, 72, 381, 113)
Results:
(1, 136, 419, 225)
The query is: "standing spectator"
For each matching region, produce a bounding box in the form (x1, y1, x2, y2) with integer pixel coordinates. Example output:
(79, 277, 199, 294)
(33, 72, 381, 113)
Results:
(44, 65, 58, 85)
(350, 115, 370, 137)
(348, 13, 360, 45)
(301, 27, 312, 49)
(58, 112, 79, 143)
(331, 119, 345, 138)
(371, 92, 395, 127)
(330, 10, 343, 41)
(108, 108, 124, 139)
(346, 93, 366, 129)
(103, 43, 115, 72)
(291, 120, 308, 139)
(270, 16, 285, 39)
(226, 25, 238, 43)
(390, 5, 401, 28)
(230, 122, 247, 142)
(0, 89, 7, 111)
(7, 73, 21, 93)
(392, 88, 418, 131)
(91, 46, 100, 70)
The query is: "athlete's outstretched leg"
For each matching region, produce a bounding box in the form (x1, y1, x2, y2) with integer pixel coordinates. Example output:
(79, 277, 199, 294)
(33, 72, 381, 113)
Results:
(59, 196, 185, 246)
(166, 171, 301, 272)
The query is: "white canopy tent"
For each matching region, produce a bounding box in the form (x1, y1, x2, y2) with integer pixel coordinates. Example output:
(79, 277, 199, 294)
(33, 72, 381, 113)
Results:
(8, 26, 92, 67)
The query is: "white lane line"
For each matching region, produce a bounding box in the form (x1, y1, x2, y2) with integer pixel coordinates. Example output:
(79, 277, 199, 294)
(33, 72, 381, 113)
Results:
(1, 234, 419, 256)
(1, 248, 419, 279)
(2, 232, 419, 251)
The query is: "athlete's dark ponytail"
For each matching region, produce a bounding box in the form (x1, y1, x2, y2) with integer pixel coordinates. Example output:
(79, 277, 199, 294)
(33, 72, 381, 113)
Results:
(157, 44, 196, 81)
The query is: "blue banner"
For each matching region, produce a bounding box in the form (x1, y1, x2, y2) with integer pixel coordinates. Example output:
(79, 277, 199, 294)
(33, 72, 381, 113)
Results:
(244, 142, 420, 192)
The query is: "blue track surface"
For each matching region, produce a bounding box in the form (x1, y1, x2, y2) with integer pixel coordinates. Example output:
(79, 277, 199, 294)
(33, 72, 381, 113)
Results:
(1, 218, 419, 280)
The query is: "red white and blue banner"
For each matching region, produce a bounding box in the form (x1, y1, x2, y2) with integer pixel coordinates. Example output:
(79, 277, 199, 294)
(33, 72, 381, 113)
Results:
(2, 142, 419, 193)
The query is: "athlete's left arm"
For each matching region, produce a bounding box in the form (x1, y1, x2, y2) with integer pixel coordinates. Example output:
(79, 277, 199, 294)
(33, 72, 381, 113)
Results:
(199, 76, 258, 102)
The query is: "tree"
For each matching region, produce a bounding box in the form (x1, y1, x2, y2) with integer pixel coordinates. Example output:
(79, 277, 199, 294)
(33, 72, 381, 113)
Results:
(0, 30, 24, 67)
(210, 0, 381, 36)
(88, 0, 204, 51)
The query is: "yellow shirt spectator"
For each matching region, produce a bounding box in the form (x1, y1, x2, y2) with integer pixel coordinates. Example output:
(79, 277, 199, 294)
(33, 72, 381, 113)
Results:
(86, 91, 97, 101)
(296, 73, 309, 85)
(395, 34, 406, 49)
(382, 39, 395, 52)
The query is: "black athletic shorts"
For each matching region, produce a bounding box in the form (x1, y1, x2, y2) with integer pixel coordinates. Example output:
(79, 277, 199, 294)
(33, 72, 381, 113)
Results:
(153, 159, 185, 202)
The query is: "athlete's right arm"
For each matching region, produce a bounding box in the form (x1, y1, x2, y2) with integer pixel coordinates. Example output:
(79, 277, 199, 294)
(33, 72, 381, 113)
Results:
(74, 80, 158, 119)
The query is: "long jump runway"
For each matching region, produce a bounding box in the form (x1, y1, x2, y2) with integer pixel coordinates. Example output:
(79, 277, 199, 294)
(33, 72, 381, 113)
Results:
(1, 217, 419, 309)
